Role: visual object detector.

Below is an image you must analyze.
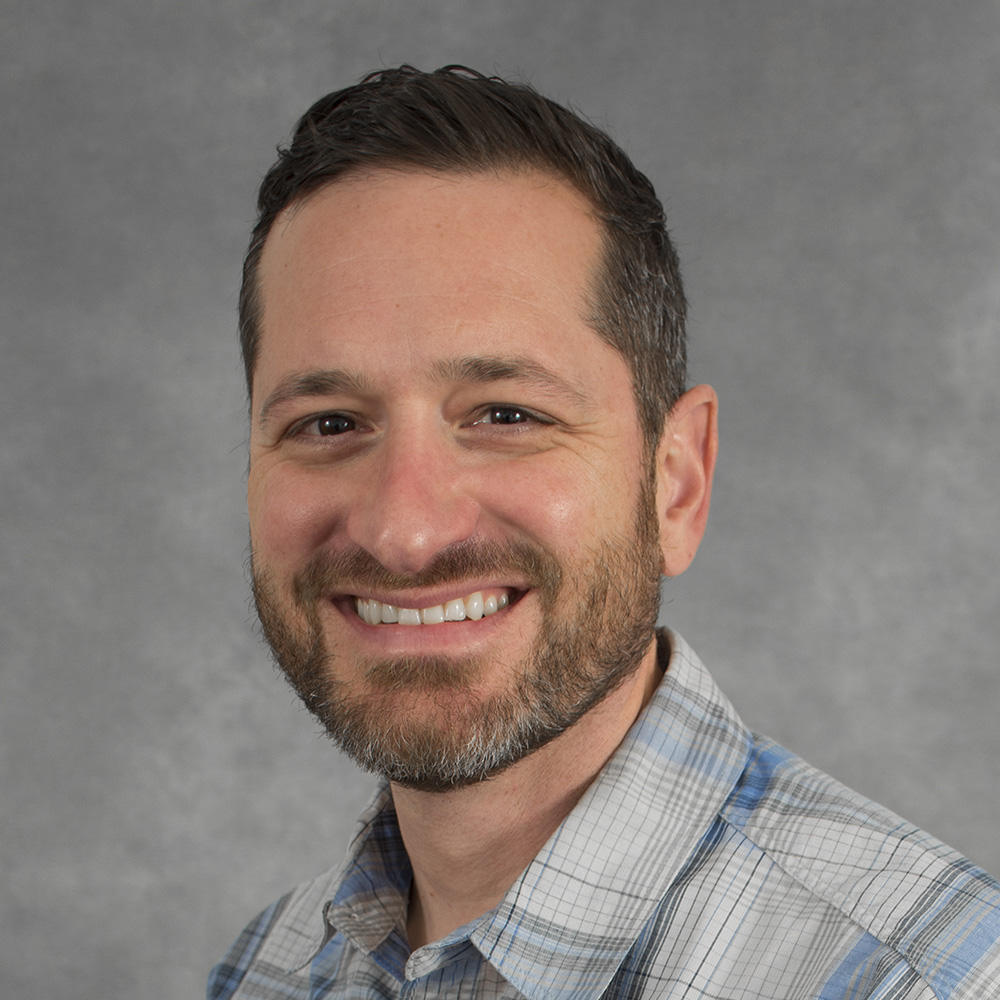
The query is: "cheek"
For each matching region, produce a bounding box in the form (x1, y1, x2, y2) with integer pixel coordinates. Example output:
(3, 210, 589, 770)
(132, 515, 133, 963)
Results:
(248, 466, 347, 571)
(487, 455, 634, 556)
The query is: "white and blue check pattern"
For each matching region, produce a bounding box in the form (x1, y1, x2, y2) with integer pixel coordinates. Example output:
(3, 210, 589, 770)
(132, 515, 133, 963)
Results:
(209, 632, 1000, 998)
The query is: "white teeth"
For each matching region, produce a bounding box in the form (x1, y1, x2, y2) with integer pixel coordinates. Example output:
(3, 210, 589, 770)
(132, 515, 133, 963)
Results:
(421, 605, 445, 625)
(444, 598, 466, 621)
(355, 590, 509, 625)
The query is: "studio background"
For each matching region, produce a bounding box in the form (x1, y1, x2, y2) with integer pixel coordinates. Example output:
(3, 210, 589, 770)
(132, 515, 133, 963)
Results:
(2, 2, 997, 997)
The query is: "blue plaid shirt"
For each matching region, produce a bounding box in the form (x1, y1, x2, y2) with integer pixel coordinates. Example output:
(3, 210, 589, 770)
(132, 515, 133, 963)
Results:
(209, 632, 1000, 999)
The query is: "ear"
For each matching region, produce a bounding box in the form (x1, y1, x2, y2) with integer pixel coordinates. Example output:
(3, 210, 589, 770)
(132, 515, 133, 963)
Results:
(654, 384, 718, 577)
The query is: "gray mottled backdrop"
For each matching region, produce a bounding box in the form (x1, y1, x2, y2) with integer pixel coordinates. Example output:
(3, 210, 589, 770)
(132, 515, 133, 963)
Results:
(2, 2, 998, 997)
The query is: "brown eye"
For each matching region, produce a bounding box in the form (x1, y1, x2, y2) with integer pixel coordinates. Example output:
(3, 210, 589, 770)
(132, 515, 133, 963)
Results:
(315, 414, 355, 435)
(483, 406, 531, 425)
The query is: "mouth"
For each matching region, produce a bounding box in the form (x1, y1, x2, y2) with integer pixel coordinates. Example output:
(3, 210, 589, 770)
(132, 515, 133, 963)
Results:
(353, 588, 515, 626)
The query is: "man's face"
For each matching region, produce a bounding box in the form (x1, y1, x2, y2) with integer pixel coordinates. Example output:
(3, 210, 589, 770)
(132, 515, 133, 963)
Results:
(247, 169, 666, 790)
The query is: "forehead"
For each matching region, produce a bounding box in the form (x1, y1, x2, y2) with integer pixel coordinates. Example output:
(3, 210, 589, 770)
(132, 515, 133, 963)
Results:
(252, 168, 624, 401)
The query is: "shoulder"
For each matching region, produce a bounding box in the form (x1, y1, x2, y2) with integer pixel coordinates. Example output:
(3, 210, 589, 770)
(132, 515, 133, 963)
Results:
(207, 867, 344, 1000)
(207, 892, 294, 1000)
(722, 734, 1000, 997)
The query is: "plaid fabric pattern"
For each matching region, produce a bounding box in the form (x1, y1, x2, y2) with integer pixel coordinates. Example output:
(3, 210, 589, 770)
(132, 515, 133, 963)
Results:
(209, 632, 1000, 999)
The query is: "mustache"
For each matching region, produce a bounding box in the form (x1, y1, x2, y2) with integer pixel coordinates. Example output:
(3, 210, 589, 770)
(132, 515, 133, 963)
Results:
(289, 538, 563, 606)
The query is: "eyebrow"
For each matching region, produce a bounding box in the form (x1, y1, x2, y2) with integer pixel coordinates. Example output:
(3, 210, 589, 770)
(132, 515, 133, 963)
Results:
(258, 369, 373, 427)
(257, 354, 596, 428)
(431, 355, 596, 407)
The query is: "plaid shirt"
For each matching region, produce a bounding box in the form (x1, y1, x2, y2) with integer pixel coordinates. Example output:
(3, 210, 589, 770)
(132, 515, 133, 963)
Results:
(209, 632, 1000, 999)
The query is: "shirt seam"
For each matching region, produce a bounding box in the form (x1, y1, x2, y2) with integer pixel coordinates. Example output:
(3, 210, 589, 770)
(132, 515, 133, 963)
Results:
(715, 811, 945, 998)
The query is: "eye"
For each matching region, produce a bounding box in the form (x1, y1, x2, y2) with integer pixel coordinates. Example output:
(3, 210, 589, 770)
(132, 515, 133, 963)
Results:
(293, 413, 358, 437)
(316, 414, 355, 435)
(473, 405, 536, 426)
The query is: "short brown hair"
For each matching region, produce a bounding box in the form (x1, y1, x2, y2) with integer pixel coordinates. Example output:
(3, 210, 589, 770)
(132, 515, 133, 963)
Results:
(241, 65, 687, 446)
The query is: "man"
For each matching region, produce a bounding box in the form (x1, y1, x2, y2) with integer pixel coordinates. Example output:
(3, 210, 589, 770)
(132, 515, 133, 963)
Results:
(210, 66, 1000, 999)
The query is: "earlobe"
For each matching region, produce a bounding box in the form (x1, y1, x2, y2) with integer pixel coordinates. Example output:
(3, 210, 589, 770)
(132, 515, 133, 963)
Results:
(655, 384, 718, 577)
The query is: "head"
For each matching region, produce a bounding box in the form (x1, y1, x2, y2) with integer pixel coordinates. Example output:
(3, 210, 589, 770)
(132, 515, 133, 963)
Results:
(242, 68, 716, 791)
(240, 64, 687, 453)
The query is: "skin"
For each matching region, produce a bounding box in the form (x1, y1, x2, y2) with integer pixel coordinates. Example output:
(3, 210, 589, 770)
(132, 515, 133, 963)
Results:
(247, 168, 718, 948)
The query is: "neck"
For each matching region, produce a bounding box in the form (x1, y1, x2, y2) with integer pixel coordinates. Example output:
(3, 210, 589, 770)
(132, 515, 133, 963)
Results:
(393, 639, 663, 949)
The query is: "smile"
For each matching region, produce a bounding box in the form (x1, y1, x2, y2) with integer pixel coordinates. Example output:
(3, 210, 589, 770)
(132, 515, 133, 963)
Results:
(354, 590, 511, 625)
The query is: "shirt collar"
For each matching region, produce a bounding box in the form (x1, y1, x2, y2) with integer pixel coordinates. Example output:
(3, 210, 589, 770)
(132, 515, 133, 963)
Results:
(277, 631, 752, 998)
(259, 785, 404, 975)
(470, 631, 752, 1000)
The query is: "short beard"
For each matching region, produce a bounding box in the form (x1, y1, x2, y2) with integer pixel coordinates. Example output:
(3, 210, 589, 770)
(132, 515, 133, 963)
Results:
(251, 473, 663, 792)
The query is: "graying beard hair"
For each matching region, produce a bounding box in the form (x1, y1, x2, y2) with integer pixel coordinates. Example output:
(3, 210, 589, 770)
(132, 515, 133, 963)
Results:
(337, 688, 553, 788)
(252, 465, 662, 792)
(271, 618, 605, 791)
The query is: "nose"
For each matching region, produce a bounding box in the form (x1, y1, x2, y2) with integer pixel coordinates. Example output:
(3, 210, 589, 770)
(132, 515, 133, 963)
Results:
(345, 427, 481, 575)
